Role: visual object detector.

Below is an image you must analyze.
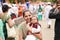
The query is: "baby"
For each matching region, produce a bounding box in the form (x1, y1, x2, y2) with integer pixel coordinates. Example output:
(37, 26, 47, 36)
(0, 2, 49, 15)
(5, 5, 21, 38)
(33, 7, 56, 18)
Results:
(29, 16, 41, 34)
(25, 16, 41, 40)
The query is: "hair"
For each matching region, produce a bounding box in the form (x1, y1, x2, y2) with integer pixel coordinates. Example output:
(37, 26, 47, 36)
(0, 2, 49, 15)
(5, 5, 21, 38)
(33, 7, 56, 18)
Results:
(2, 5, 10, 13)
(10, 13, 16, 19)
(30, 16, 38, 21)
(23, 10, 31, 17)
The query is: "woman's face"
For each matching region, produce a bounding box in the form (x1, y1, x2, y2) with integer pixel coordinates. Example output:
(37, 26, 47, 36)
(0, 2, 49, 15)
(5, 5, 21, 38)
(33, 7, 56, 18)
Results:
(24, 11, 32, 23)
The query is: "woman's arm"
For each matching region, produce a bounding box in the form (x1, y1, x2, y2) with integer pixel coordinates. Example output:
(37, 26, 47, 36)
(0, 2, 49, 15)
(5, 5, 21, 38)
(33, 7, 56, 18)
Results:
(0, 37, 2, 40)
(49, 8, 56, 19)
(18, 24, 24, 40)
(18, 28, 23, 40)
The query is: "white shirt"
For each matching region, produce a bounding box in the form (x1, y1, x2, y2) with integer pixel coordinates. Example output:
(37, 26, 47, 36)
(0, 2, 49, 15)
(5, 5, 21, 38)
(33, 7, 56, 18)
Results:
(44, 5, 52, 18)
(44, 5, 52, 15)
(0, 7, 2, 14)
(8, 4, 18, 17)
(32, 25, 41, 33)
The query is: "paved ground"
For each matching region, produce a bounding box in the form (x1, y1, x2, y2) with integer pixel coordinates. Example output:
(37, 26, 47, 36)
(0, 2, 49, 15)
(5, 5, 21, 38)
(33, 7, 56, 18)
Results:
(39, 19, 55, 40)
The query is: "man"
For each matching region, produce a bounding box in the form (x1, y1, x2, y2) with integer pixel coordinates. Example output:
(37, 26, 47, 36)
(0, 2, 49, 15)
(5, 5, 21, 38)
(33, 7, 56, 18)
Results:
(49, 2, 60, 40)
(44, 2, 52, 28)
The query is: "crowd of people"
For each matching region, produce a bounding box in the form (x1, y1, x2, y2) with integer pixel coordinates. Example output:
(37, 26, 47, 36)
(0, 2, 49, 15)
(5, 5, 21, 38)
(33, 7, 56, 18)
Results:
(0, 0, 60, 40)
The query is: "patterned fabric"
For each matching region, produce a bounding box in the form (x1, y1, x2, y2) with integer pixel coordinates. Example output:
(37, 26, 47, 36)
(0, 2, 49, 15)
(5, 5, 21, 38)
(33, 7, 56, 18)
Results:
(1, 13, 11, 39)
(0, 19, 5, 40)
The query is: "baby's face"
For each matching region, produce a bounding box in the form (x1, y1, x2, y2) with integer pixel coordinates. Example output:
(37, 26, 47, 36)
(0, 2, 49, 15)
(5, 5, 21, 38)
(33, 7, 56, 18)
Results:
(31, 17, 38, 24)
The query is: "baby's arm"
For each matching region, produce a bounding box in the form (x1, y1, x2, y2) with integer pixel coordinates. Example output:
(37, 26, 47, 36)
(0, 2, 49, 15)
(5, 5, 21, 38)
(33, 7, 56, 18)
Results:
(32, 25, 41, 33)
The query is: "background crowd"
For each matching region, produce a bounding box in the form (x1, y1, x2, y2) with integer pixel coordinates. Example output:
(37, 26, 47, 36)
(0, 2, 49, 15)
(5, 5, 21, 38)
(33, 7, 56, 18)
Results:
(0, 0, 60, 40)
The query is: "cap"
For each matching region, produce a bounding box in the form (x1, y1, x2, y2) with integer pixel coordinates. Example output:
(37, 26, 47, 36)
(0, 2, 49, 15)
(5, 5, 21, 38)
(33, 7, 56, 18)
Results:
(47, 2, 51, 5)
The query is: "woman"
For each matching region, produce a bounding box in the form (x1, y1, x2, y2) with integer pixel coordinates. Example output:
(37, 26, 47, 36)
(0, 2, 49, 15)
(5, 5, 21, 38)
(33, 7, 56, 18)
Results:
(18, 10, 42, 40)
(1, 5, 15, 40)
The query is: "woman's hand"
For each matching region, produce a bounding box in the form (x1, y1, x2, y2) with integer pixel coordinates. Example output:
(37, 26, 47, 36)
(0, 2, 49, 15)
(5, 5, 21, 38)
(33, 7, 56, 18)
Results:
(0, 37, 2, 40)
(26, 23, 32, 33)
(33, 31, 42, 40)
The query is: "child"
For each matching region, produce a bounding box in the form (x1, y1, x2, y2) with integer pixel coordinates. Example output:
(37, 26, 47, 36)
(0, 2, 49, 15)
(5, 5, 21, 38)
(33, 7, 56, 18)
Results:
(25, 16, 41, 40)
(29, 16, 41, 33)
